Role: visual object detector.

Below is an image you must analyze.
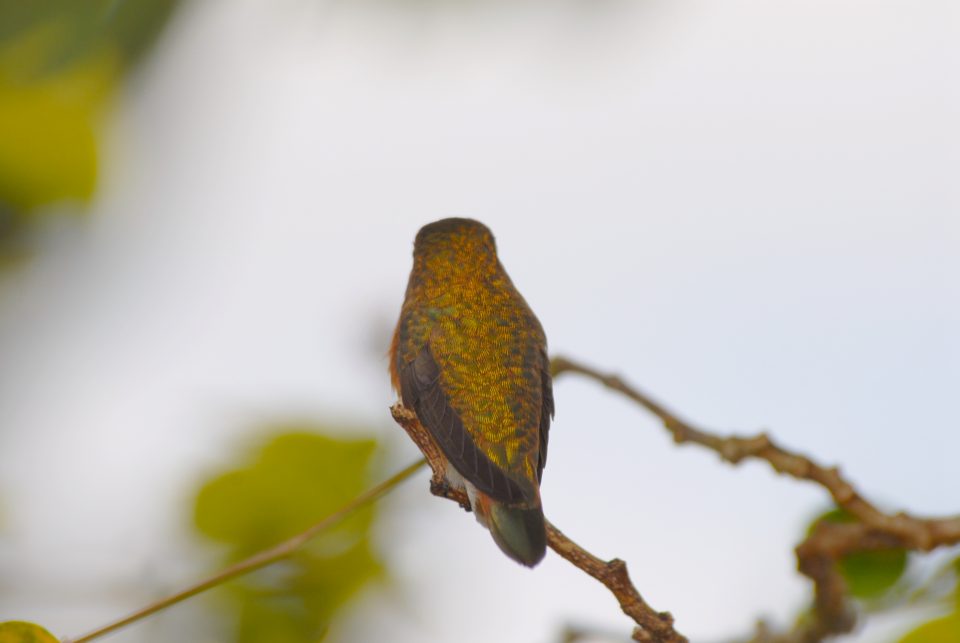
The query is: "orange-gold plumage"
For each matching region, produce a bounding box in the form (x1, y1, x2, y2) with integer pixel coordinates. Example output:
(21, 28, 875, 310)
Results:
(390, 218, 554, 566)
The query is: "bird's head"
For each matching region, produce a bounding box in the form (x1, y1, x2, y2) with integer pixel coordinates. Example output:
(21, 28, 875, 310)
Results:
(412, 218, 499, 275)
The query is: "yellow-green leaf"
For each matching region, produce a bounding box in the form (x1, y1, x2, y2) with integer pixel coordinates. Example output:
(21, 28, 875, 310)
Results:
(193, 427, 386, 643)
(0, 23, 116, 211)
(808, 508, 908, 600)
(838, 548, 909, 600)
(954, 556, 960, 608)
(0, 0, 182, 265)
(195, 431, 378, 555)
(0, 622, 58, 643)
(900, 612, 960, 643)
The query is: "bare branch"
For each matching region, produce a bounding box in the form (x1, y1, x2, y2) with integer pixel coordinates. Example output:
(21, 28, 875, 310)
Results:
(391, 404, 471, 511)
(550, 355, 960, 641)
(546, 521, 684, 643)
(390, 404, 687, 643)
(550, 356, 960, 550)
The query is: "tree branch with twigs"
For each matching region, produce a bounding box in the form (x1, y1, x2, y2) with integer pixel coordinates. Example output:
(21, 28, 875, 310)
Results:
(14, 355, 955, 643)
(390, 403, 685, 643)
(549, 355, 960, 642)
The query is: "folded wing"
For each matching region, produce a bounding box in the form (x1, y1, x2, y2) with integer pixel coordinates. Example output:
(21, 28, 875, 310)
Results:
(399, 345, 528, 505)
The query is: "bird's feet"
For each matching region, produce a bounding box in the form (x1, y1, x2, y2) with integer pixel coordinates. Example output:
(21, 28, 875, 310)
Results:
(430, 479, 472, 512)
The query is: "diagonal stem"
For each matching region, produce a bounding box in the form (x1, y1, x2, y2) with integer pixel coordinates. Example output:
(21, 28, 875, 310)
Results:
(65, 459, 427, 643)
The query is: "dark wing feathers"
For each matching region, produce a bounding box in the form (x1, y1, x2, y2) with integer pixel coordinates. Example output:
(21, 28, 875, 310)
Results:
(400, 346, 526, 504)
(536, 349, 554, 482)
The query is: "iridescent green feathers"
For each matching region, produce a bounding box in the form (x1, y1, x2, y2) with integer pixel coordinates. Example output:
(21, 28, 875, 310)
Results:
(399, 345, 528, 503)
(391, 218, 554, 566)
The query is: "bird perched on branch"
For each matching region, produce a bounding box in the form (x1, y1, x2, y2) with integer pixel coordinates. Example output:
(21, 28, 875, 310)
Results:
(390, 218, 554, 566)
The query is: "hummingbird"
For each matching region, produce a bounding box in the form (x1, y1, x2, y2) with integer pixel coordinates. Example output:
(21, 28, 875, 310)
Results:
(390, 218, 554, 567)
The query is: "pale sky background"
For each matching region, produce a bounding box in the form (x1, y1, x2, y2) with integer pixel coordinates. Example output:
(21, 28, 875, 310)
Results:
(1, 0, 958, 641)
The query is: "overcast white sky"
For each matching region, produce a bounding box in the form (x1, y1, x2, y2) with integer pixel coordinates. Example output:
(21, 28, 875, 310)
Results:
(1, 0, 958, 641)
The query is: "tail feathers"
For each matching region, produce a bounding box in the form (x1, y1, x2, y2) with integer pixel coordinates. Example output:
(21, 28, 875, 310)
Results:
(487, 501, 547, 567)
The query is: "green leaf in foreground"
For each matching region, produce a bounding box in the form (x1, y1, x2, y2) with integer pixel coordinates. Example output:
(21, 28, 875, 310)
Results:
(900, 612, 960, 643)
(954, 555, 960, 608)
(0, 0, 182, 265)
(0, 622, 58, 643)
(809, 508, 908, 600)
(193, 428, 385, 643)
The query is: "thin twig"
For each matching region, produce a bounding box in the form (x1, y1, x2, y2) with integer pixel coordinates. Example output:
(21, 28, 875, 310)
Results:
(550, 356, 960, 549)
(545, 521, 684, 643)
(64, 459, 427, 643)
(550, 354, 960, 641)
(390, 404, 687, 643)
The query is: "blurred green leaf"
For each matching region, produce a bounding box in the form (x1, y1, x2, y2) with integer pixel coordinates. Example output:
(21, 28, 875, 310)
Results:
(954, 556, 960, 608)
(900, 612, 960, 643)
(0, 0, 180, 79)
(0, 49, 106, 211)
(0, 0, 181, 264)
(809, 509, 909, 600)
(838, 549, 909, 600)
(0, 622, 58, 643)
(194, 428, 386, 643)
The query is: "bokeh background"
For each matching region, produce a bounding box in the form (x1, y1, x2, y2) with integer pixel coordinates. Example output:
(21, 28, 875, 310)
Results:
(1, 1, 958, 641)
